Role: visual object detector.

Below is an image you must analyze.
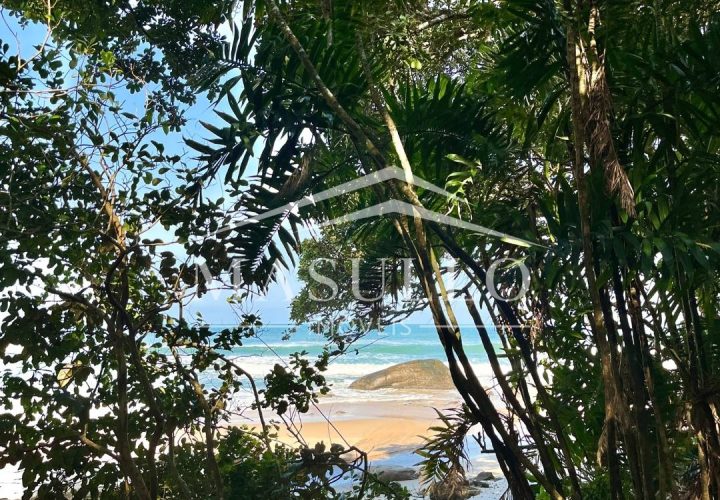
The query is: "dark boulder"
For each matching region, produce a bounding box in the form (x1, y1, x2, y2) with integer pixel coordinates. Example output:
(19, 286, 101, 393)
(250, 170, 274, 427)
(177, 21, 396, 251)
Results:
(349, 359, 454, 390)
(369, 466, 419, 481)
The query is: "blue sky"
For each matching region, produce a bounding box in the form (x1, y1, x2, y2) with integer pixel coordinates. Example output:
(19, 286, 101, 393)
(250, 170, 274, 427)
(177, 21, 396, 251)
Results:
(1, 12, 484, 328)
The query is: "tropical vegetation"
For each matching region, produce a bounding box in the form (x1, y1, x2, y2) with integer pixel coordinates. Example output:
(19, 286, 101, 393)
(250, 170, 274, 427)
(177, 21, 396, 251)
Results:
(2, 0, 720, 499)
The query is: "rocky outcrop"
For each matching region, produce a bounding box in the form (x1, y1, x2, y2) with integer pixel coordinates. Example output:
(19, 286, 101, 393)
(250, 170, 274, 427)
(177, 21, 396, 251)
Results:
(349, 359, 454, 390)
(470, 472, 495, 484)
(369, 466, 419, 482)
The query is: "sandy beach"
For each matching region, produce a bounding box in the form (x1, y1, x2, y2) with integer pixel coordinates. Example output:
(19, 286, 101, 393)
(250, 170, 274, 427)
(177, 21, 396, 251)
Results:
(235, 393, 508, 499)
(248, 397, 462, 459)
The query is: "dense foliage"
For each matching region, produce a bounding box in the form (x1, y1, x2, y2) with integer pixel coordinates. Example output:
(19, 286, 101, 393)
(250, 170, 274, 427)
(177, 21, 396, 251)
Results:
(195, 0, 720, 498)
(3, 0, 720, 499)
(0, 1, 405, 498)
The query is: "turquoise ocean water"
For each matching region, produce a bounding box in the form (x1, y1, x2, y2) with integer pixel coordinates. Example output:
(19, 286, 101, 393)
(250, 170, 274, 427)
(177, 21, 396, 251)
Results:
(197, 323, 504, 408)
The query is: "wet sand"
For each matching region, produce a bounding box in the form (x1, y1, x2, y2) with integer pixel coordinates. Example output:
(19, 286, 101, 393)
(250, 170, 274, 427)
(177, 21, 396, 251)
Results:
(231, 394, 508, 499)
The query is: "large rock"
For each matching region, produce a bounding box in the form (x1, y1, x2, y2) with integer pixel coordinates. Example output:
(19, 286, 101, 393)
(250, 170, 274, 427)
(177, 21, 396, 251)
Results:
(470, 471, 496, 483)
(349, 359, 454, 390)
(369, 466, 419, 482)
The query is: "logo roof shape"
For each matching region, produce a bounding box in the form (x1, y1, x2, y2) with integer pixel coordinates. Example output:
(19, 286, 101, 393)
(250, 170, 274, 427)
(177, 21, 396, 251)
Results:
(218, 166, 541, 248)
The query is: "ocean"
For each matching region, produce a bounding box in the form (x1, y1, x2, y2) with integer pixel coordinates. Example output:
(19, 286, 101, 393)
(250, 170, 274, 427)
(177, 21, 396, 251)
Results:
(1, 322, 503, 407)
(195, 323, 505, 408)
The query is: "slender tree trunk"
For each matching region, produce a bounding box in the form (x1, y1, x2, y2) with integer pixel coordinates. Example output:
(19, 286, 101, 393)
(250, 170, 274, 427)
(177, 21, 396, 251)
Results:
(565, 9, 625, 498)
(171, 347, 224, 499)
(85, 160, 153, 499)
(115, 333, 152, 499)
(628, 277, 674, 497)
(437, 225, 582, 497)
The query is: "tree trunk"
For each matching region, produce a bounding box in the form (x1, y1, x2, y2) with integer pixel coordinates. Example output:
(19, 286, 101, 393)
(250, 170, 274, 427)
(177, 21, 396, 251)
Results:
(565, 9, 625, 498)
